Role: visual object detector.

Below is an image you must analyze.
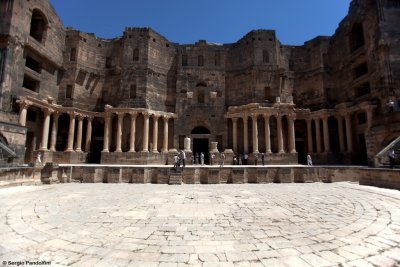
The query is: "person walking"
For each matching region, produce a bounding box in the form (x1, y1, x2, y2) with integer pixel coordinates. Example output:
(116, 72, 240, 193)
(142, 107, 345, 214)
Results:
(307, 154, 313, 166)
(388, 148, 396, 168)
(200, 152, 205, 166)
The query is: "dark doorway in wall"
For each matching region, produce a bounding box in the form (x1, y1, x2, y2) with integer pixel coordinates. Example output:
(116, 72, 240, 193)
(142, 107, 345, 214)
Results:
(193, 138, 209, 165)
(357, 134, 368, 166)
(88, 118, 104, 163)
(296, 140, 306, 165)
(24, 131, 35, 163)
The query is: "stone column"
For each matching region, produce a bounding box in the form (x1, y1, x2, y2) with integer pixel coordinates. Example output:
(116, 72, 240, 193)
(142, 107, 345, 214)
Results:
(288, 114, 296, 154)
(40, 108, 52, 151)
(129, 112, 137, 152)
(232, 118, 238, 153)
(85, 117, 93, 152)
(116, 112, 123, 152)
(276, 114, 284, 153)
(102, 113, 111, 152)
(66, 112, 76, 152)
(306, 119, 313, 153)
(142, 113, 150, 152)
(75, 115, 83, 152)
(18, 101, 30, 127)
(315, 118, 322, 153)
(50, 112, 60, 152)
(345, 112, 353, 152)
(264, 115, 271, 153)
(337, 115, 345, 153)
(252, 114, 259, 153)
(322, 115, 330, 153)
(243, 115, 249, 154)
(162, 116, 169, 153)
(366, 107, 374, 129)
(152, 115, 159, 153)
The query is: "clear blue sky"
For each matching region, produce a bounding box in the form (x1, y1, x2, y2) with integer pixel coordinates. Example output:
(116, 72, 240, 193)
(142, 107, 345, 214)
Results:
(50, 0, 351, 45)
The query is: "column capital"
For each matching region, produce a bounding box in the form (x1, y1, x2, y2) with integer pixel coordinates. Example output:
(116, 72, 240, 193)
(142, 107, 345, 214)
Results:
(287, 113, 296, 120)
(143, 112, 151, 119)
(18, 99, 33, 109)
(67, 111, 77, 118)
(129, 111, 138, 118)
(152, 114, 159, 119)
(86, 116, 94, 122)
(163, 116, 170, 122)
(263, 114, 271, 120)
(115, 112, 125, 119)
(76, 114, 84, 121)
(305, 118, 312, 123)
(250, 113, 258, 119)
(321, 114, 329, 120)
(42, 108, 54, 116)
(232, 117, 238, 123)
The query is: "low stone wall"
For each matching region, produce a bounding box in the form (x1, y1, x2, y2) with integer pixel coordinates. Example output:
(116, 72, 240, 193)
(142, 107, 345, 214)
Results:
(49, 165, 371, 185)
(0, 164, 395, 190)
(0, 166, 40, 187)
(359, 168, 400, 190)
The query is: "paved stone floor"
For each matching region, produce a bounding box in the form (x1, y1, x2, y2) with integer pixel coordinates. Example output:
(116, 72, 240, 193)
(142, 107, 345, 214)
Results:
(0, 183, 400, 267)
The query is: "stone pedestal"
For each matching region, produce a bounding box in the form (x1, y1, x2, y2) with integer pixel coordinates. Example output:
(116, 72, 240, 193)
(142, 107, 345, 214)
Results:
(224, 149, 234, 165)
(210, 142, 219, 153)
(184, 137, 191, 152)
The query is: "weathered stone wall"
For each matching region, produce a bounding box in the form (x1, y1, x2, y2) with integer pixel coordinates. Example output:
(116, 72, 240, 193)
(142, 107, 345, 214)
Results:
(47, 165, 400, 191)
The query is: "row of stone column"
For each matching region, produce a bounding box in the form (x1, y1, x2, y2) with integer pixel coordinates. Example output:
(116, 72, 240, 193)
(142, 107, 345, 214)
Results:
(305, 107, 373, 154)
(231, 113, 296, 154)
(102, 112, 171, 153)
(38, 109, 93, 152)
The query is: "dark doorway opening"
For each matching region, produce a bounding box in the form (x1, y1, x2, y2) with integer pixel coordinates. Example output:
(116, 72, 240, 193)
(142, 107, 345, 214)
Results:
(193, 138, 209, 165)
(88, 119, 104, 163)
(296, 140, 306, 164)
(89, 138, 103, 163)
(357, 134, 368, 165)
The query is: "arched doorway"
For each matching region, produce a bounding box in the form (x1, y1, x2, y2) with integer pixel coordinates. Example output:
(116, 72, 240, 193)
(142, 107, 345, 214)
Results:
(191, 126, 211, 164)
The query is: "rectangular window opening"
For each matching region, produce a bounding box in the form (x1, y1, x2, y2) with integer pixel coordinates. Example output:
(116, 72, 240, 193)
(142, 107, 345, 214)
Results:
(22, 74, 40, 92)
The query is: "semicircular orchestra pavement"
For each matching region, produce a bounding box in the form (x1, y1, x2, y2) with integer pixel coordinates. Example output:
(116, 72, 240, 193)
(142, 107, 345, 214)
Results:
(0, 183, 400, 266)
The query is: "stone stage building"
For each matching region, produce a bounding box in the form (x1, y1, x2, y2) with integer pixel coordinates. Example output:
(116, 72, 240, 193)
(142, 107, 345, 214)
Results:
(0, 0, 399, 167)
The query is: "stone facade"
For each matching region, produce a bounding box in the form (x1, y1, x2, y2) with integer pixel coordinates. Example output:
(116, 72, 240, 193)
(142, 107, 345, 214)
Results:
(0, 0, 399, 166)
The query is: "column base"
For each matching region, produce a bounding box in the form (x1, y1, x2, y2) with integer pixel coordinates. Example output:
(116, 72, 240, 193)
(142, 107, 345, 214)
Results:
(65, 148, 74, 152)
(102, 149, 109, 153)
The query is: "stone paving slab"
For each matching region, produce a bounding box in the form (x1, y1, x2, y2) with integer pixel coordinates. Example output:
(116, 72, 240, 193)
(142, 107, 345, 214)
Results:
(0, 183, 399, 266)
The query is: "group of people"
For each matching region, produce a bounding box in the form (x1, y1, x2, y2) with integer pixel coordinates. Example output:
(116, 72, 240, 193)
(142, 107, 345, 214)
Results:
(173, 150, 186, 170)
(173, 148, 397, 169)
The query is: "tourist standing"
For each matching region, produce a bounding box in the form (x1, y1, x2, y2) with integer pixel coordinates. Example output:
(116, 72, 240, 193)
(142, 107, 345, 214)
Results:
(233, 155, 237, 165)
(261, 153, 265, 166)
(220, 152, 225, 167)
(173, 153, 179, 170)
(180, 150, 186, 167)
(244, 153, 248, 165)
(200, 152, 204, 166)
(388, 148, 396, 168)
(307, 154, 313, 166)
(239, 154, 242, 165)
(210, 153, 215, 165)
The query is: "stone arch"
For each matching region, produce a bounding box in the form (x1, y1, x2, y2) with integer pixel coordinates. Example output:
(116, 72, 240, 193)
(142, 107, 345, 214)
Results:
(30, 9, 48, 44)
(191, 126, 211, 135)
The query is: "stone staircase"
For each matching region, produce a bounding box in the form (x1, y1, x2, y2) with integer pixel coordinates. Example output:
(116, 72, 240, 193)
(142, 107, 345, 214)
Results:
(374, 136, 400, 167)
(169, 168, 182, 185)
